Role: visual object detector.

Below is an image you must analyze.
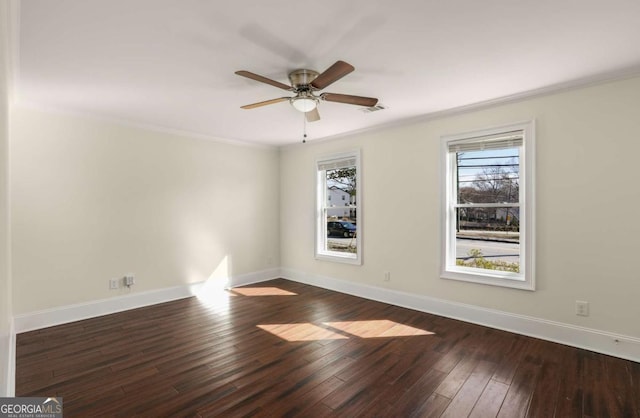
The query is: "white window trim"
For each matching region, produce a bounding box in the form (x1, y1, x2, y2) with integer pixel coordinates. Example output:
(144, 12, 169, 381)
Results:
(315, 150, 362, 265)
(440, 121, 535, 290)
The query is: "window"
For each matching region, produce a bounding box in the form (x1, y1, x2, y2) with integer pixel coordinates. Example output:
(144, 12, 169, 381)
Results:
(441, 121, 535, 290)
(316, 150, 361, 264)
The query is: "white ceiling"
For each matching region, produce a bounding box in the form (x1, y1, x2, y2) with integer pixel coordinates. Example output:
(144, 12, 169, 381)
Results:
(14, 0, 640, 146)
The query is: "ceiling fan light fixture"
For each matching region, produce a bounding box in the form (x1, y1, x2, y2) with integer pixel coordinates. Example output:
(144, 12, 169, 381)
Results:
(236, 61, 378, 121)
(291, 97, 317, 113)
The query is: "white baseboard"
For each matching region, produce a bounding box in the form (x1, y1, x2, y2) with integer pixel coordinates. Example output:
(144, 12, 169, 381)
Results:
(13, 283, 204, 333)
(13, 268, 281, 333)
(12, 267, 640, 364)
(280, 268, 640, 363)
(228, 268, 281, 288)
(1, 319, 15, 396)
(6, 319, 15, 396)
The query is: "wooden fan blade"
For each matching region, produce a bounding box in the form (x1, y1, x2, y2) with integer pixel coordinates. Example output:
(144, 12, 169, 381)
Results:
(235, 70, 293, 91)
(321, 93, 378, 107)
(240, 97, 290, 109)
(310, 61, 355, 90)
(306, 107, 320, 122)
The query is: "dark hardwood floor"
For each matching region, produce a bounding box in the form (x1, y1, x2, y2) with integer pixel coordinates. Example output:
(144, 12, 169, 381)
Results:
(16, 279, 640, 417)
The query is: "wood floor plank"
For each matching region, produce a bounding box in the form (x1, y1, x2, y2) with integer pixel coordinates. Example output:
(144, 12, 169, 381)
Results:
(440, 360, 496, 418)
(468, 379, 509, 418)
(353, 349, 444, 417)
(553, 345, 584, 418)
(602, 356, 639, 418)
(526, 342, 566, 417)
(15, 278, 640, 417)
(391, 368, 449, 417)
(496, 340, 543, 418)
(630, 360, 640, 418)
(322, 351, 402, 410)
(581, 350, 630, 418)
(410, 393, 452, 418)
(434, 349, 482, 399)
(491, 334, 530, 385)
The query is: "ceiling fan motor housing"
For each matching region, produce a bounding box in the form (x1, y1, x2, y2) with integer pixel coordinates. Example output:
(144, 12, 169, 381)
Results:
(288, 69, 319, 90)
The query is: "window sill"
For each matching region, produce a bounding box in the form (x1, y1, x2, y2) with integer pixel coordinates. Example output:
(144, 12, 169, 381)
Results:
(316, 252, 361, 265)
(441, 268, 534, 291)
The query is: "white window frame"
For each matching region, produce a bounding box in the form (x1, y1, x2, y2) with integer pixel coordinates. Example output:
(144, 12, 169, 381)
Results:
(441, 121, 535, 290)
(315, 150, 362, 265)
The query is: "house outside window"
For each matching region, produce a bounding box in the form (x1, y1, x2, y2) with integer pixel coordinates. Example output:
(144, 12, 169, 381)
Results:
(327, 187, 351, 218)
(316, 150, 361, 264)
(441, 121, 535, 290)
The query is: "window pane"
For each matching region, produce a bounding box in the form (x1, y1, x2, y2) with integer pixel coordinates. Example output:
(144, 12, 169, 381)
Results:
(326, 167, 356, 217)
(327, 167, 356, 192)
(457, 148, 519, 204)
(325, 165, 357, 253)
(455, 207, 520, 273)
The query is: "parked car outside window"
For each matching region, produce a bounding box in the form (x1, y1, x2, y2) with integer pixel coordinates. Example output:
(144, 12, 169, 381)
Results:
(327, 221, 357, 237)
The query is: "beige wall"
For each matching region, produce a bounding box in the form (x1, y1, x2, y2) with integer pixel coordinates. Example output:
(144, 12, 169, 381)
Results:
(280, 75, 640, 338)
(0, 0, 12, 395)
(11, 107, 280, 314)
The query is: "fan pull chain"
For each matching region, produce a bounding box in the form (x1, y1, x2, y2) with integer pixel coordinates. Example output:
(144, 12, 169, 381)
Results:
(302, 113, 307, 143)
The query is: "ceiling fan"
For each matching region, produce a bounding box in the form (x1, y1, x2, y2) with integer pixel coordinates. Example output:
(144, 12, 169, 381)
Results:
(235, 60, 378, 122)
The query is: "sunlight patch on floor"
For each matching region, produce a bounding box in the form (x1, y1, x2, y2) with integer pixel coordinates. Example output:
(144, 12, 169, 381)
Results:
(324, 320, 434, 338)
(231, 287, 298, 296)
(257, 320, 434, 342)
(257, 323, 348, 341)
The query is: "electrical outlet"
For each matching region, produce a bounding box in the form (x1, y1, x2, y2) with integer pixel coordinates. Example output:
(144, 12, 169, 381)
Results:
(384, 271, 391, 282)
(124, 274, 135, 287)
(576, 300, 589, 317)
(109, 278, 120, 290)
